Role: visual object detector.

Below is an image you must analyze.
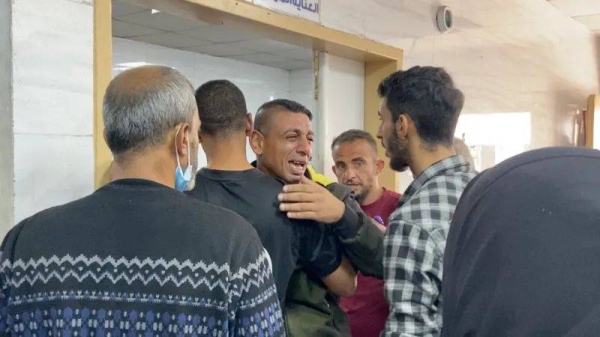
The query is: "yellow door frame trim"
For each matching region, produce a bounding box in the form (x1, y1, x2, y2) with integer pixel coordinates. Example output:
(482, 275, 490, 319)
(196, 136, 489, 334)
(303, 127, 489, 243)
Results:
(94, 0, 113, 189)
(585, 95, 599, 149)
(94, 0, 403, 189)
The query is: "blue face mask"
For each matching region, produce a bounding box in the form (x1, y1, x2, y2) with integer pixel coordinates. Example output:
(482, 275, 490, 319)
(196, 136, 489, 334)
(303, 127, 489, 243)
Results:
(175, 129, 194, 192)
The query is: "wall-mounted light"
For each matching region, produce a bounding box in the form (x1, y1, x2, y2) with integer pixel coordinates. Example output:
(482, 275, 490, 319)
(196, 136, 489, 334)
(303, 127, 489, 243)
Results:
(436, 6, 453, 33)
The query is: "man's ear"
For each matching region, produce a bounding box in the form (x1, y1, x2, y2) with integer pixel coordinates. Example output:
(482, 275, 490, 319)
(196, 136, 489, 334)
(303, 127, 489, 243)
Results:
(250, 130, 264, 156)
(245, 113, 253, 137)
(375, 158, 385, 175)
(395, 114, 410, 140)
(176, 123, 192, 157)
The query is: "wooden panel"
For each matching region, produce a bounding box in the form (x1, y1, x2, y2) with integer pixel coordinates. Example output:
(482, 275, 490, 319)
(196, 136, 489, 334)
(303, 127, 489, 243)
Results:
(94, 0, 113, 188)
(364, 60, 402, 191)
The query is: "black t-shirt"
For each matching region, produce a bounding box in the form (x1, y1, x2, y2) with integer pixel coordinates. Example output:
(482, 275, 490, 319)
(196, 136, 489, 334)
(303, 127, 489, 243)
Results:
(0, 179, 284, 336)
(187, 168, 342, 304)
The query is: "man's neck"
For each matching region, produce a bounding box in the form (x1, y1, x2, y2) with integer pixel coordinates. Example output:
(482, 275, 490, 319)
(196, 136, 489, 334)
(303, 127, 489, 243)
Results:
(361, 185, 384, 206)
(111, 149, 175, 188)
(256, 160, 278, 180)
(409, 141, 456, 177)
(203, 136, 252, 171)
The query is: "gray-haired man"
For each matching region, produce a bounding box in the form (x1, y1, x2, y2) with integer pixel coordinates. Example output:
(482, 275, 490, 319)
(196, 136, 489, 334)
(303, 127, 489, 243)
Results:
(0, 66, 284, 337)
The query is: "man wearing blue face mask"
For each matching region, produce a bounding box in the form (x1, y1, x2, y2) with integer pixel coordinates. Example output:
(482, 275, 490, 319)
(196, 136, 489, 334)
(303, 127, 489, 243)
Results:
(0, 66, 284, 337)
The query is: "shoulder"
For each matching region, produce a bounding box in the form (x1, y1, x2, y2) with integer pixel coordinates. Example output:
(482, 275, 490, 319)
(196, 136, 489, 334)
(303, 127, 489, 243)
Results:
(16, 192, 99, 227)
(21, 189, 256, 243)
(178, 197, 266, 250)
(384, 189, 401, 201)
(0, 218, 29, 256)
(417, 171, 474, 200)
(183, 197, 259, 232)
(0, 193, 99, 252)
(157, 195, 267, 256)
(255, 171, 287, 188)
(378, 189, 400, 215)
(325, 182, 352, 200)
(390, 175, 465, 225)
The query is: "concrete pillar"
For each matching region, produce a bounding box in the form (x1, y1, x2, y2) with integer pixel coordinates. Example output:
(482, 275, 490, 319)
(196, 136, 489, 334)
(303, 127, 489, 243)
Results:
(0, 0, 95, 236)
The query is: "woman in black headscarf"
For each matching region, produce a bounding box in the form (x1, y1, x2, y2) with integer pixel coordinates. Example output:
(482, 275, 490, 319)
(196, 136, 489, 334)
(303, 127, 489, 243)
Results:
(442, 147, 600, 337)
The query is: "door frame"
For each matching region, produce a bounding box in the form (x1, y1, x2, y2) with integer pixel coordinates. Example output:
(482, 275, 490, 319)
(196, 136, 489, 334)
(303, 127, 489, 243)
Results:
(585, 95, 600, 149)
(94, 0, 403, 190)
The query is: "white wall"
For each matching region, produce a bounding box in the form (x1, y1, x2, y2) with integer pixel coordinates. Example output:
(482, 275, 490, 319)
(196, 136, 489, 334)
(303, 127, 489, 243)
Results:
(0, 0, 14, 235)
(290, 69, 317, 130)
(12, 0, 95, 226)
(318, 0, 599, 191)
(317, 53, 365, 179)
(320, 0, 599, 150)
(289, 69, 321, 170)
(113, 38, 293, 166)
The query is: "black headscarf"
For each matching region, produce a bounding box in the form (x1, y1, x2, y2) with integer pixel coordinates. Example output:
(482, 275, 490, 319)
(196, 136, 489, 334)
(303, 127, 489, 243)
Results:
(442, 147, 600, 337)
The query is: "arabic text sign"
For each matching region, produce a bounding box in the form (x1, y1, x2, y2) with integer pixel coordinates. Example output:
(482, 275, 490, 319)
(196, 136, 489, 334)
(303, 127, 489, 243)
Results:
(250, 0, 320, 23)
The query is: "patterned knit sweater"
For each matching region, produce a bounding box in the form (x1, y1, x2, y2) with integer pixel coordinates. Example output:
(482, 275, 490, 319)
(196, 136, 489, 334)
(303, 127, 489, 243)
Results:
(0, 179, 285, 337)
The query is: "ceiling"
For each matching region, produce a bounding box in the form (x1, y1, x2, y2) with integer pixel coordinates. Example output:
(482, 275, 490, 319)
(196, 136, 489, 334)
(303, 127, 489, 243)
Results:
(548, 0, 600, 34)
(111, 0, 314, 70)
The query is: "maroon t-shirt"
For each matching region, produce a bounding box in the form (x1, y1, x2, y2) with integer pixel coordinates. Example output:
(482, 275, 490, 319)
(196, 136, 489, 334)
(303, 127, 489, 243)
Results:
(340, 188, 401, 337)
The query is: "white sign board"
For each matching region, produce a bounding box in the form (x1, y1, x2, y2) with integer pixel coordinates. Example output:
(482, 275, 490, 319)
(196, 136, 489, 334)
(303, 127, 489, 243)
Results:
(248, 0, 320, 23)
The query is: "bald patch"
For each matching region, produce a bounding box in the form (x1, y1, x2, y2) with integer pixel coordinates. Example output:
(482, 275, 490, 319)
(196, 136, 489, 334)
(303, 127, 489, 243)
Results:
(109, 66, 179, 97)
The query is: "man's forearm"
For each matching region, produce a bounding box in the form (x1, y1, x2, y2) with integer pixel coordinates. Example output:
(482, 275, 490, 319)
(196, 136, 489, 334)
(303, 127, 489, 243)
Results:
(335, 212, 384, 278)
(326, 184, 385, 278)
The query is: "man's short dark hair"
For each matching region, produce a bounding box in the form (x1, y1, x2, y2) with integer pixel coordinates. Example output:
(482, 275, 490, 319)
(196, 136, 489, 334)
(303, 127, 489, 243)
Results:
(254, 99, 312, 134)
(378, 66, 464, 146)
(195, 80, 247, 137)
(331, 129, 378, 154)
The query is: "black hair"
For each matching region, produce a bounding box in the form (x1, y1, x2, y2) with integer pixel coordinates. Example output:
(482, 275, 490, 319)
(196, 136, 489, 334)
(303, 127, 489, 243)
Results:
(378, 66, 464, 146)
(195, 80, 247, 137)
(254, 99, 312, 134)
(331, 129, 378, 153)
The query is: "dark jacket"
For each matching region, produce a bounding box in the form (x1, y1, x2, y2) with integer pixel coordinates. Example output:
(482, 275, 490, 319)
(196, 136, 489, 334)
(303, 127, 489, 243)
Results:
(443, 147, 600, 336)
(283, 167, 386, 337)
(305, 166, 385, 278)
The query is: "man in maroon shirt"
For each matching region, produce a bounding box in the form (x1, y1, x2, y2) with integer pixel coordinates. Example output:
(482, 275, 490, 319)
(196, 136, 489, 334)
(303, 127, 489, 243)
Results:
(331, 129, 401, 337)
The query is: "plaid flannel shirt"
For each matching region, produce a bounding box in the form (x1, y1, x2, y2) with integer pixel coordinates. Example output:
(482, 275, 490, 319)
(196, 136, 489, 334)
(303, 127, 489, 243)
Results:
(383, 156, 476, 337)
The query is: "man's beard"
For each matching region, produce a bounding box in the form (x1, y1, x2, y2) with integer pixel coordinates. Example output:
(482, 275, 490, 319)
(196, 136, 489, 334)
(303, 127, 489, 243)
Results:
(387, 131, 410, 172)
(354, 184, 372, 204)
